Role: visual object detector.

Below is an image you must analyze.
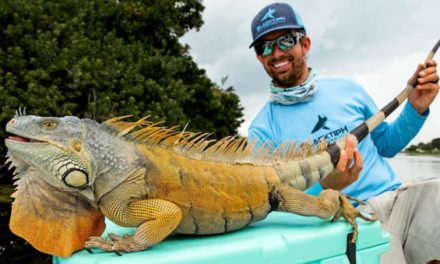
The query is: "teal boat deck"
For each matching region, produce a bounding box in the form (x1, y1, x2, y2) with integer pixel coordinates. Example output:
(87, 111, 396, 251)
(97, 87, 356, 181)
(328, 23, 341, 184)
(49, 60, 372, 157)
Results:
(54, 212, 389, 264)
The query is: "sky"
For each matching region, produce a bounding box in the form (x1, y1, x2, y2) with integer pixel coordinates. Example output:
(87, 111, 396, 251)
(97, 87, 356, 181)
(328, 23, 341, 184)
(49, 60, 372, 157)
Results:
(180, 0, 440, 145)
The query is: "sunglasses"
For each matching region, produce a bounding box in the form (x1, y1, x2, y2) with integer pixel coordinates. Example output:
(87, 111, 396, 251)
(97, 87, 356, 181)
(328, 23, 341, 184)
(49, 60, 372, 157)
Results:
(254, 32, 305, 56)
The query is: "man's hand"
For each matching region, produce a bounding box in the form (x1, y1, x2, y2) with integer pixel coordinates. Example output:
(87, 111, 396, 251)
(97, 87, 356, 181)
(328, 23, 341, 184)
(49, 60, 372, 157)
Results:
(320, 135, 363, 190)
(408, 59, 439, 114)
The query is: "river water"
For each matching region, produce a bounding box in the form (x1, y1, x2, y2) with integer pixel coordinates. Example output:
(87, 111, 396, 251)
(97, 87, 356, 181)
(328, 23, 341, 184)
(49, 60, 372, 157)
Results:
(387, 153, 440, 183)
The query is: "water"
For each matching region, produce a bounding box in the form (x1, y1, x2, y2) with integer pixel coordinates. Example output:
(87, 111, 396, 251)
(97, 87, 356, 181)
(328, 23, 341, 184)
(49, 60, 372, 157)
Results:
(387, 153, 440, 183)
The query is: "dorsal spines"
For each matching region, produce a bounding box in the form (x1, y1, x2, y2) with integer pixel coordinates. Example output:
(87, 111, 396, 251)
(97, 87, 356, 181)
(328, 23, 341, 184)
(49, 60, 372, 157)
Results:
(103, 116, 328, 165)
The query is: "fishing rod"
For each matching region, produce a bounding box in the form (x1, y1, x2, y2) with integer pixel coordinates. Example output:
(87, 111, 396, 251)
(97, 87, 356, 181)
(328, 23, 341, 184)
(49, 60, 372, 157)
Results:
(328, 39, 440, 165)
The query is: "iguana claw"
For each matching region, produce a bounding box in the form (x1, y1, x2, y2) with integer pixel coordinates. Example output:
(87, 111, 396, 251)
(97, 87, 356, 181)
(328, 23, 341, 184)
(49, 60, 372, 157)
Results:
(85, 233, 147, 253)
(332, 194, 377, 242)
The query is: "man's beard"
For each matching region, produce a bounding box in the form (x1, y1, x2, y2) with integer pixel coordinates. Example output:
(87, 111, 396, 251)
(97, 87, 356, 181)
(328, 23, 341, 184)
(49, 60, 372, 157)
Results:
(265, 54, 305, 87)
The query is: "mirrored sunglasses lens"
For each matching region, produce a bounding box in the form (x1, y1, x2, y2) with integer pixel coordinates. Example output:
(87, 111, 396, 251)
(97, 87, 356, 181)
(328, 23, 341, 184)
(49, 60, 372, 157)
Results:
(278, 44, 288, 51)
(278, 35, 296, 48)
(262, 46, 273, 56)
(255, 33, 302, 56)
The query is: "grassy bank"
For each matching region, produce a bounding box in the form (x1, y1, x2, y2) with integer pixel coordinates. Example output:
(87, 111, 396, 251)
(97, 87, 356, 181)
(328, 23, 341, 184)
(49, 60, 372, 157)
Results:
(402, 151, 440, 157)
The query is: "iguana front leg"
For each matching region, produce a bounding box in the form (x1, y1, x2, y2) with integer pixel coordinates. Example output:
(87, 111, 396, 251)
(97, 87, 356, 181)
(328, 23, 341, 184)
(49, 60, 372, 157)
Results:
(85, 199, 182, 253)
(271, 184, 376, 242)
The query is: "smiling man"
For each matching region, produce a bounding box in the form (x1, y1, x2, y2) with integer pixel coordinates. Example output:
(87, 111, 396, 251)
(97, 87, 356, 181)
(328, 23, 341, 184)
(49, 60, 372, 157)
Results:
(248, 2, 440, 263)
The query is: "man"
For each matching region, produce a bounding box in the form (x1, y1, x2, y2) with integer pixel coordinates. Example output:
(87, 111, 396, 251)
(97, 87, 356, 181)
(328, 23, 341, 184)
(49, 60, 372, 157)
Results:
(248, 3, 439, 263)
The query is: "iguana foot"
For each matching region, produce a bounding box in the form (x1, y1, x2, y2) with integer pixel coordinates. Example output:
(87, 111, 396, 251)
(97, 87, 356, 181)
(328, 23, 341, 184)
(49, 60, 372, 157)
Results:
(271, 185, 377, 243)
(85, 233, 149, 253)
(332, 194, 377, 242)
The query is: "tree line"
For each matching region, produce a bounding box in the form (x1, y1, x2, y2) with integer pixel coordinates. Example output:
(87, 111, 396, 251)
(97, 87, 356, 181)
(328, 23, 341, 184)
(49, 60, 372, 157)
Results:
(0, 1, 243, 263)
(405, 138, 440, 153)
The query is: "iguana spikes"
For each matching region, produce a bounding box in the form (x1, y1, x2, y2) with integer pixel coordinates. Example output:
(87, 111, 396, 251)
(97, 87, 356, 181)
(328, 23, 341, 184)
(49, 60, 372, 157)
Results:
(103, 115, 134, 124)
(104, 116, 327, 165)
(131, 124, 164, 141)
(177, 132, 213, 154)
(14, 106, 26, 117)
(150, 126, 182, 144)
(224, 137, 245, 157)
(117, 116, 151, 137)
(209, 136, 236, 155)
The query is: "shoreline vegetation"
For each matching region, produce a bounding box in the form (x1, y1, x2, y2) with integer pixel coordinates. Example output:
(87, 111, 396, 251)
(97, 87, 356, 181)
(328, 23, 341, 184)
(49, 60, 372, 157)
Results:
(403, 138, 440, 157)
(402, 151, 440, 157)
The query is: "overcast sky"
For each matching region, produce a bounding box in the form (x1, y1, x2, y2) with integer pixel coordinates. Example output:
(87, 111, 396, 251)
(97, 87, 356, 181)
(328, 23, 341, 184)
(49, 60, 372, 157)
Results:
(180, 0, 440, 145)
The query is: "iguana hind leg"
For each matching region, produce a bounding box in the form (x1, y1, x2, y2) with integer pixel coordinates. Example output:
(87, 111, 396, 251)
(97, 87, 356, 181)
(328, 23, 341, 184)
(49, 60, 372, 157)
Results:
(85, 199, 182, 253)
(271, 184, 376, 242)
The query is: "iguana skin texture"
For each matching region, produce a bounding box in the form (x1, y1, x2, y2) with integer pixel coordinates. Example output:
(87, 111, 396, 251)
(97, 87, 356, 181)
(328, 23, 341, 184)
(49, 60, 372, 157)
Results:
(5, 114, 374, 256)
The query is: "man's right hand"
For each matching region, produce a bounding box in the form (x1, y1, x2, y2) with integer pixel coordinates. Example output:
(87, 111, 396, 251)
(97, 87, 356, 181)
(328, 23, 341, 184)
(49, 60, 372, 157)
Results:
(320, 135, 363, 190)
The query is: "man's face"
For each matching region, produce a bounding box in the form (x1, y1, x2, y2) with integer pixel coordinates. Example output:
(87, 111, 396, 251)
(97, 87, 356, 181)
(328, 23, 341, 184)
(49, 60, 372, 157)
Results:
(256, 29, 311, 88)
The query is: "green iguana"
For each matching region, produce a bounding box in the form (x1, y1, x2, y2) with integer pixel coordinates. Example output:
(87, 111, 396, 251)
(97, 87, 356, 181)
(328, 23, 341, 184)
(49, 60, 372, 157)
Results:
(5, 112, 372, 257)
(5, 41, 439, 258)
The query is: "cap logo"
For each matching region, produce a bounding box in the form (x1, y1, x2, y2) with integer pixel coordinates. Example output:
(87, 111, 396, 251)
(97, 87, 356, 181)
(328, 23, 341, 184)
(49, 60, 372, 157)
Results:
(256, 7, 287, 33)
(250, 4, 305, 47)
(261, 8, 276, 21)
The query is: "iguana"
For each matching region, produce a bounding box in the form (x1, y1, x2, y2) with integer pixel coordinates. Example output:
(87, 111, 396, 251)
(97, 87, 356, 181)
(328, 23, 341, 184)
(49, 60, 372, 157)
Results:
(5, 111, 372, 257)
(5, 41, 439, 258)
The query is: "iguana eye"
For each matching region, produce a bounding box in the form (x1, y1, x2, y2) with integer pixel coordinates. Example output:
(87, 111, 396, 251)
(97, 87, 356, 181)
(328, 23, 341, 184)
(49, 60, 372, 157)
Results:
(62, 169, 89, 189)
(42, 121, 58, 130)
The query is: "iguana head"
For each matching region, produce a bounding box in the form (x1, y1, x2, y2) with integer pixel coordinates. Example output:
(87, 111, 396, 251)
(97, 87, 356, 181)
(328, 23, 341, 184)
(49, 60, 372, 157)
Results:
(5, 115, 109, 256)
(6, 115, 95, 191)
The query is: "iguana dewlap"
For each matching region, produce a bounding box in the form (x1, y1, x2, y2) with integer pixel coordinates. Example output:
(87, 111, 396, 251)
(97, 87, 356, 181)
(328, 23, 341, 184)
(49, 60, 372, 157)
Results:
(5, 114, 373, 257)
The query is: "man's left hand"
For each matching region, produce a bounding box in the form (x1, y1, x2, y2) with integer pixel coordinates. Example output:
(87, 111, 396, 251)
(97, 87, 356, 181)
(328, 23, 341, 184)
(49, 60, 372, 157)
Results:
(408, 59, 439, 114)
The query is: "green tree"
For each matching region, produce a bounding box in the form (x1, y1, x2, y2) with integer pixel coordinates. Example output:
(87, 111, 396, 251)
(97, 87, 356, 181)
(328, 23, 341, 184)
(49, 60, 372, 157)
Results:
(0, 0, 243, 142)
(0, 0, 244, 262)
(431, 138, 440, 150)
(406, 145, 418, 152)
(417, 142, 430, 151)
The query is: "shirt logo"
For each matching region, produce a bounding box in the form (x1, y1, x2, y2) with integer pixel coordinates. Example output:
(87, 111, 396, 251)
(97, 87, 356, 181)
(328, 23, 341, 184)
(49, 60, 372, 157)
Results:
(311, 115, 330, 133)
(313, 126, 349, 145)
(261, 8, 276, 21)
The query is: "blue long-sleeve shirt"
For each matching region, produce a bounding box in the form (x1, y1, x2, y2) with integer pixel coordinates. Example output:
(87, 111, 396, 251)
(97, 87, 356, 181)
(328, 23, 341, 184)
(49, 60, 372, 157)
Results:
(248, 78, 428, 201)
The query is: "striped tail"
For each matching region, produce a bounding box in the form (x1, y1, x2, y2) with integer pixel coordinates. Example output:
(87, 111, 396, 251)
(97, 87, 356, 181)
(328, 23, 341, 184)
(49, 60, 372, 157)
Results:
(327, 39, 440, 166)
